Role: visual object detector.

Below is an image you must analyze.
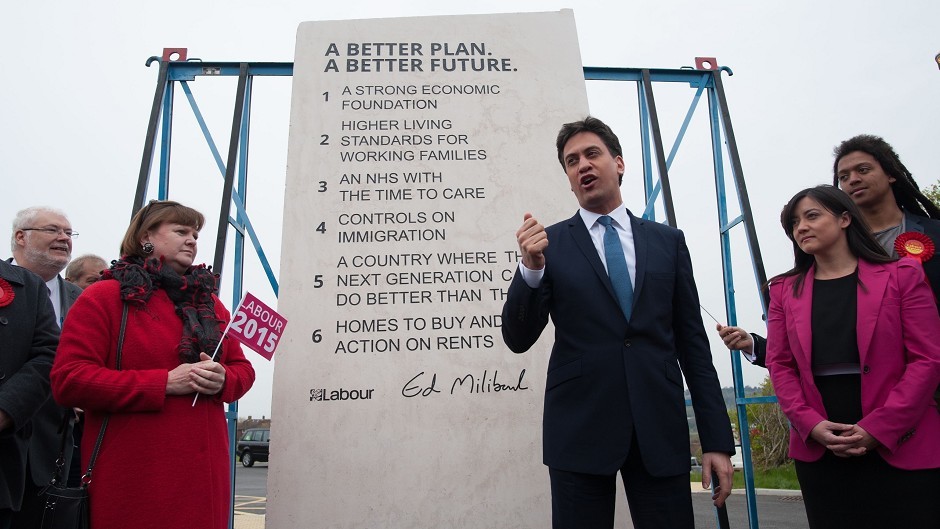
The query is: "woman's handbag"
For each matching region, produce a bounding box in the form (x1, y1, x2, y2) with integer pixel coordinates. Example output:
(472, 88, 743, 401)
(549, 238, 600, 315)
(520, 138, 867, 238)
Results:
(39, 304, 127, 529)
(37, 475, 90, 529)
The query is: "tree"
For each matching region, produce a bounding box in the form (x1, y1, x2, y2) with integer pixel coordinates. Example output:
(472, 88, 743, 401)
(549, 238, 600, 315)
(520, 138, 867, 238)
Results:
(924, 181, 940, 210)
(730, 376, 790, 469)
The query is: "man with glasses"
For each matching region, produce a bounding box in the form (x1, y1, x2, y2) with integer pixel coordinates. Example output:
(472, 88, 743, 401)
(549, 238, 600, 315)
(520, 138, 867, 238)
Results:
(7, 206, 82, 528)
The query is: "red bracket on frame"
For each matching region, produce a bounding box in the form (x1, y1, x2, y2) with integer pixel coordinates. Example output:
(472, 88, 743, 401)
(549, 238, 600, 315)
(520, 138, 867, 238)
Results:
(694, 57, 718, 71)
(162, 48, 188, 62)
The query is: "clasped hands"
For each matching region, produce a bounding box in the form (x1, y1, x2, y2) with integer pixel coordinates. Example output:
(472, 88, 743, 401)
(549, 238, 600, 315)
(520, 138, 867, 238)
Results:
(166, 352, 226, 396)
(810, 420, 879, 457)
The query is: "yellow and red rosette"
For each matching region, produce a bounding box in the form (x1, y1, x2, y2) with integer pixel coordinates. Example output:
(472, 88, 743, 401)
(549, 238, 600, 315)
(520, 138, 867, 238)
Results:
(0, 278, 14, 308)
(894, 232, 935, 264)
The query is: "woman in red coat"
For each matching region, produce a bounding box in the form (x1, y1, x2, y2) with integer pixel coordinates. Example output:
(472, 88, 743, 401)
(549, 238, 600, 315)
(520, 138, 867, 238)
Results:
(51, 200, 256, 529)
(766, 186, 940, 528)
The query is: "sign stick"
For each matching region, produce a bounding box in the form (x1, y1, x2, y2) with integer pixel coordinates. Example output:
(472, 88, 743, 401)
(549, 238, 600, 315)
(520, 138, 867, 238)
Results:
(192, 294, 247, 406)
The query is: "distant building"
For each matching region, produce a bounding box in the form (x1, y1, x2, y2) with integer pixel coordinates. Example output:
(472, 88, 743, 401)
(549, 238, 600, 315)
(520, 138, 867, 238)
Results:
(236, 416, 271, 440)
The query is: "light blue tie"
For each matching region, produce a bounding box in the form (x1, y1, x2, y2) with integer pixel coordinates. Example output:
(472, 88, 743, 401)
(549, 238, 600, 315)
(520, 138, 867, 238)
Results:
(598, 215, 633, 320)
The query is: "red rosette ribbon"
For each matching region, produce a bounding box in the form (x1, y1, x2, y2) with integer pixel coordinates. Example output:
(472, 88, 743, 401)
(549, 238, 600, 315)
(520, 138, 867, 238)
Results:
(0, 278, 14, 308)
(894, 232, 935, 264)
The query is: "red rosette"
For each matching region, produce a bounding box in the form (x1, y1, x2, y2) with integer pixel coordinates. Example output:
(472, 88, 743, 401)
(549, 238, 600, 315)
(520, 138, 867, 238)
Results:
(894, 232, 935, 264)
(0, 278, 14, 308)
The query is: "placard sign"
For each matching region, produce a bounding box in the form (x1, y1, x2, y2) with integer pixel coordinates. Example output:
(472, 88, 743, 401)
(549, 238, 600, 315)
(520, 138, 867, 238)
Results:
(229, 292, 287, 361)
(271, 11, 589, 528)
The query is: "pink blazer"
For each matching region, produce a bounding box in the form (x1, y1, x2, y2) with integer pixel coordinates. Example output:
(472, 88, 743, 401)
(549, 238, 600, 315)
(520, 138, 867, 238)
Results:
(767, 258, 940, 470)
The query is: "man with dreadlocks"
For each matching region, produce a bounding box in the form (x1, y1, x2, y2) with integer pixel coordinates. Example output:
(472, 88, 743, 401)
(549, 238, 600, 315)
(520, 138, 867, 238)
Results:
(718, 134, 940, 370)
(832, 134, 940, 289)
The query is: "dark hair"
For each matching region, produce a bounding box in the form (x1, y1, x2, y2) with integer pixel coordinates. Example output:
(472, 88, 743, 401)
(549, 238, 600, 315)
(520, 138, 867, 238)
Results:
(772, 185, 894, 295)
(120, 200, 205, 258)
(832, 134, 940, 219)
(556, 116, 624, 184)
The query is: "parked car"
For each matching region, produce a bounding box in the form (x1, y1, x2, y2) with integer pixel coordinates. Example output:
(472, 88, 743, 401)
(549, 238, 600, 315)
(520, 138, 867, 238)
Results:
(237, 428, 270, 467)
(690, 456, 702, 473)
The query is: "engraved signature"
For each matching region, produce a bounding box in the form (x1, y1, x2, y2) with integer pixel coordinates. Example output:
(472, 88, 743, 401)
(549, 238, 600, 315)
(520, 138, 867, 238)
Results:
(402, 369, 528, 397)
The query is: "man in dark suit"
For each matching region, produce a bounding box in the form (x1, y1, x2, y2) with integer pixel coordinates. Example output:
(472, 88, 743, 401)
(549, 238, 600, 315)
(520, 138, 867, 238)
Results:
(502, 117, 734, 529)
(718, 134, 940, 367)
(0, 260, 59, 529)
(8, 206, 83, 528)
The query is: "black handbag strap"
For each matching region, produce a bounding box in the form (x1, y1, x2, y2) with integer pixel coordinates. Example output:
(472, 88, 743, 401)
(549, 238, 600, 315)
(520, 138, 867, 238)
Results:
(49, 412, 73, 486)
(80, 302, 128, 486)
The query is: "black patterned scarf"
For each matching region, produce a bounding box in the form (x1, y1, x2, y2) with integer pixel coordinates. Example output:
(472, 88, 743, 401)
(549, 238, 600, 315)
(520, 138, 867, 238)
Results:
(103, 255, 221, 363)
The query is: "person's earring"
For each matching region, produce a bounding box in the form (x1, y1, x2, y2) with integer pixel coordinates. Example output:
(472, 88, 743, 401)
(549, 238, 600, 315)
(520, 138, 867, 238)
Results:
(142, 242, 155, 254)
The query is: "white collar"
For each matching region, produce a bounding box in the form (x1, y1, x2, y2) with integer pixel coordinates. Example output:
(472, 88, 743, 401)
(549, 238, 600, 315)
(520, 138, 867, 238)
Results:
(578, 204, 631, 231)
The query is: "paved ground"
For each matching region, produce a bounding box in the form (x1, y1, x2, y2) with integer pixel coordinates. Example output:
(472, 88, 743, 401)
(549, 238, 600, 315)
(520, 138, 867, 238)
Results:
(234, 462, 268, 529)
(692, 486, 805, 529)
(233, 464, 807, 528)
(234, 512, 266, 529)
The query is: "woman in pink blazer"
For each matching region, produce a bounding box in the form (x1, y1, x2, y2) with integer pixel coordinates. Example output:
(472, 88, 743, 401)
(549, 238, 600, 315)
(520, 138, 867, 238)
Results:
(767, 185, 940, 528)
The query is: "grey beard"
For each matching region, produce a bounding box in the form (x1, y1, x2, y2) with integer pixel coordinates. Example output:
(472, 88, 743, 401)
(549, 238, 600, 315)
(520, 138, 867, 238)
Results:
(24, 246, 69, 276)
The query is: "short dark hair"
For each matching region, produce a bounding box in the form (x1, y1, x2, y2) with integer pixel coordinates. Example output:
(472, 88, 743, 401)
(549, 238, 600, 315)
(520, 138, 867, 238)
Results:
(773, 185, 893, 295)
(832, 134, 940, 219)
(120, 200, 205, 258)
(556, 117, 624, 183)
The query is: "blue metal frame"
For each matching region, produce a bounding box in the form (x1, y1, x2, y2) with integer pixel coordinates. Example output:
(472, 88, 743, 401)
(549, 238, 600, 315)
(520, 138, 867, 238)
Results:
(637, 82, 655, 220)
(158, 84, 174, 199)
(709, 86, 761, 525)
(136, 58, 290, 529)
(139, 57, 773, 529)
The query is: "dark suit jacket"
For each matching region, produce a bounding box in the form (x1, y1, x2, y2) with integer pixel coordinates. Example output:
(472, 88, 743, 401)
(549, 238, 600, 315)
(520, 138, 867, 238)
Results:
(24, 276, 82, 486)
(58, 276, 82, 324)
(502, 210, 734, 476)
(750, 211, 940, 368)
(0, 261, 59, 510)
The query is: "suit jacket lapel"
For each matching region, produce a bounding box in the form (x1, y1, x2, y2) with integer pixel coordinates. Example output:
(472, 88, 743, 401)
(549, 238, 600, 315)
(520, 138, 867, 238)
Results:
(629, 213, 647, 307)
(58, 276, 73, 317)
(790, 268, 814, 364)
(856, 260, 888, 364)
(904, 211, 926, 234)
(58, 275, 82, 321)
(566, 212, 619, 304)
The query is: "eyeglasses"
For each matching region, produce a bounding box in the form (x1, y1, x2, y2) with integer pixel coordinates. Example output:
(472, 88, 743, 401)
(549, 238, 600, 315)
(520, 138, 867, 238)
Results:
(21, 227, 79, 238)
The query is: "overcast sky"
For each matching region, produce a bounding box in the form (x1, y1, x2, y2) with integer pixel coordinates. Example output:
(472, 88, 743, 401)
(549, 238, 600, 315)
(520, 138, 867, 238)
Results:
(3, 1, 938, 419)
